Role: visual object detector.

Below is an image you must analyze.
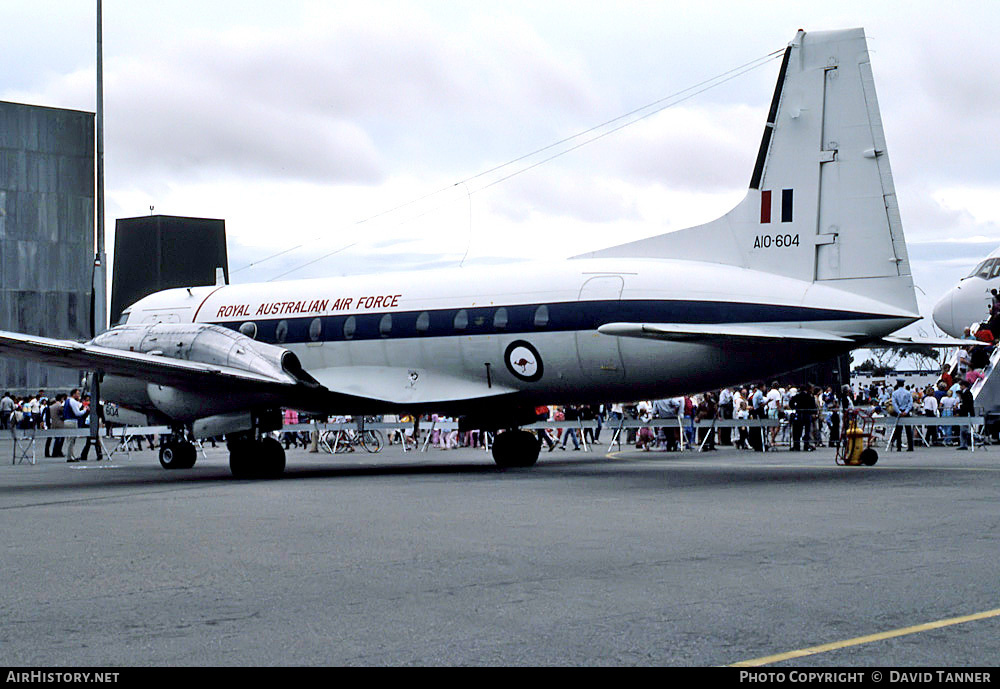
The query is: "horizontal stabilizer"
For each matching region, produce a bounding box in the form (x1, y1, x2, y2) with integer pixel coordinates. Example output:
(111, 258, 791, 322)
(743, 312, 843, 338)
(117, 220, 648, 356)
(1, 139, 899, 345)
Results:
(877, 335, 990, 348)
(597, 322, 853, 343)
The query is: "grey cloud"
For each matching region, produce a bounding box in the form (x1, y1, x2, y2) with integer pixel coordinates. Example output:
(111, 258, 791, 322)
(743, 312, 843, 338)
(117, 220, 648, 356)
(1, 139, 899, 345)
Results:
(588, 105, 762, 192)
(898, 186, 1000, 243)
(908, 241, 999, 265)
(227, 239, 460, 283)
(152, 12, 602, 175)
(491, 172, 640, 224)
(9, 8, 603, 189)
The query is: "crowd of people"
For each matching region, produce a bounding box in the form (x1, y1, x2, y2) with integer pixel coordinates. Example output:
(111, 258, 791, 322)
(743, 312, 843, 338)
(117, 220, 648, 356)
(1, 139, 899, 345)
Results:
(591, 383, 854, 453)
(1, 388, 105, 461)
(862, 288, 1000, 452)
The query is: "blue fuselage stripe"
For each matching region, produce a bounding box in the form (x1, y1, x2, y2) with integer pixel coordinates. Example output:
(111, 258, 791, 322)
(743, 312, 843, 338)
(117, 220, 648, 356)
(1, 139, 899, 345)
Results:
(207, 299, 889, 346)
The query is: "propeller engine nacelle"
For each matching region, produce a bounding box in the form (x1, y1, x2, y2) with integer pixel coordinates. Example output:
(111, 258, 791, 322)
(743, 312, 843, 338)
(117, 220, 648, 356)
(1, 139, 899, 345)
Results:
(93, 323, 314, 422)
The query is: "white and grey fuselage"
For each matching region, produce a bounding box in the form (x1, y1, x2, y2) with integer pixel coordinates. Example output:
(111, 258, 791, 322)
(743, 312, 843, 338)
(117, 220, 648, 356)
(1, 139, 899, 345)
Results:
(113, 256, 914, 417)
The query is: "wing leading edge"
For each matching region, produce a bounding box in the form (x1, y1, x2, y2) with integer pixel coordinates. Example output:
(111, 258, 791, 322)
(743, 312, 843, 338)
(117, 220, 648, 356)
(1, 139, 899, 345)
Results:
(0, 329, 301, 391)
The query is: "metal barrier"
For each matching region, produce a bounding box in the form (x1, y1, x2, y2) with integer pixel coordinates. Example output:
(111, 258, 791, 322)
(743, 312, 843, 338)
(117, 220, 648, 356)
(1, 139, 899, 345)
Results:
(6, 415, 991, 463)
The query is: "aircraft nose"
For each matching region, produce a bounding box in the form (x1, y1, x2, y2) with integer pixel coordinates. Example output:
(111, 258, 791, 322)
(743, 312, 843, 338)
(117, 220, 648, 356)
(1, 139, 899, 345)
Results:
(932, 290, 956, 336)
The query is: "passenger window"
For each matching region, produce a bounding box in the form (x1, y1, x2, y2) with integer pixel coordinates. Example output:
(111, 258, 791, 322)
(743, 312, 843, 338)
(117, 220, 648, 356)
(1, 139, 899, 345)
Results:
(416, 312, 430, 334)
(379, 313, 392, 337)
(343, 316, 356, 340)
(275, 320, 289, 343)
(534, 305, 549, 328)
(308, 318, 322, 342)
(494, 308, 508, 329)
(454, 310, 468, 331)
(239, 322, 257, 339)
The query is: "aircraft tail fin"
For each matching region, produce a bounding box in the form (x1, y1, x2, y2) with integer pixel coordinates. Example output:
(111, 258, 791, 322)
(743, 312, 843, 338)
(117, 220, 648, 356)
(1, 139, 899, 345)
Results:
(576, 28, 918, 315)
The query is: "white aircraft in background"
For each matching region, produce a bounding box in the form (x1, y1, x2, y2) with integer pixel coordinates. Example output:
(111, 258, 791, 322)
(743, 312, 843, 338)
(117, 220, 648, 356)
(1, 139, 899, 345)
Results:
(932, 246, 1000, 338)
(0, 28, 928, 476)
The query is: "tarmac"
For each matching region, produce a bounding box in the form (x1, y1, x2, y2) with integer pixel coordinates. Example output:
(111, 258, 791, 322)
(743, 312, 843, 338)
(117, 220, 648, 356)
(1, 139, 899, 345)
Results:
(1, 435, 997, 667)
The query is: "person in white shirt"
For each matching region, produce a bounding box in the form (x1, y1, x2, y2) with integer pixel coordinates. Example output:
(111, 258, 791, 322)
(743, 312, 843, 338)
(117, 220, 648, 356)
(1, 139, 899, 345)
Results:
(939, 390, 957, 445)
(734, 398, 750, 449)
(765, 382, 783, 445)
(957, 347, 971, 375)
(718, 387, 734, 446)
(63, 389, 87, 462)
(922, 386, 939, 445)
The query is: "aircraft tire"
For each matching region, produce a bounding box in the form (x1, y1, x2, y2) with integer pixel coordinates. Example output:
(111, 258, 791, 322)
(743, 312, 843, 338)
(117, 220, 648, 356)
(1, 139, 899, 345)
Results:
(160, 440, 196, 470)
(229, 437, 285, 478)
(860, 448, 878, 466)
(228, 438, 255, 478)
(259, 436, 286, 477)
(492, 429, 540, 468)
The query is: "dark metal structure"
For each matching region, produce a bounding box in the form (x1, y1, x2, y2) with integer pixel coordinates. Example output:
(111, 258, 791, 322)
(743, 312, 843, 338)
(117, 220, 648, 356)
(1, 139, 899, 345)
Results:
(110, 215, 228, 325)
(0, 101, 94, 393)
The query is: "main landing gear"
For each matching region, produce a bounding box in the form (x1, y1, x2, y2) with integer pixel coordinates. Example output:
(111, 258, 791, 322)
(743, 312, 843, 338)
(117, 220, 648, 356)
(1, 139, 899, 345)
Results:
(491, 429, 541, 468)
(159, 427, 198, 470)
(227, 432, 286, 479)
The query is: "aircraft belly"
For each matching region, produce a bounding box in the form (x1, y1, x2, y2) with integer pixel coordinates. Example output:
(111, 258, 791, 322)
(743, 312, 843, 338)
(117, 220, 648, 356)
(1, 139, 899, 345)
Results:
(617, 338, 849, 398)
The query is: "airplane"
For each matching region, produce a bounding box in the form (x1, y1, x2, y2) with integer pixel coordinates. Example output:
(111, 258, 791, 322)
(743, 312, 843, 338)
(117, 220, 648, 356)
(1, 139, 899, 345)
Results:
(0, 28, 927, 477)
(932, 246, 1000, 338)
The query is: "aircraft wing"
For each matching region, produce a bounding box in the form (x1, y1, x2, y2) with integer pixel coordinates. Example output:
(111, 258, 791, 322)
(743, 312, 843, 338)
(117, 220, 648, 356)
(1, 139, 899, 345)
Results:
(596, 322, 854, 343)
(0, 330, 517, 407)
(0, 329, 302, 391)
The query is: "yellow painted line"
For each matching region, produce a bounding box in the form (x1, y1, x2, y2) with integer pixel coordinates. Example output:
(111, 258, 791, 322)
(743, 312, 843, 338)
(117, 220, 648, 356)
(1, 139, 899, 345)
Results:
(730, 607, 1000, 667)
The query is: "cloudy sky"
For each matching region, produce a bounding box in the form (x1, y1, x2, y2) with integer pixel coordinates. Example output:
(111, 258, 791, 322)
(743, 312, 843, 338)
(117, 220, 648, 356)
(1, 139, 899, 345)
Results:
(5, 1, 1000, 337)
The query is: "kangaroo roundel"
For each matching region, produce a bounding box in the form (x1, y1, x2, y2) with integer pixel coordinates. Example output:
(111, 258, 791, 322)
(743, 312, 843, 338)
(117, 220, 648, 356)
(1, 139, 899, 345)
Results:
(505, 340, 543, 382)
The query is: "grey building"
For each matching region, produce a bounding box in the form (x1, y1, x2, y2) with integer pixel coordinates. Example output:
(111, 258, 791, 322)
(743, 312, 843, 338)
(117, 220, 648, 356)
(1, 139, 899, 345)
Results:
(111, 215, 228, 326)
(0, 100, 94, 394)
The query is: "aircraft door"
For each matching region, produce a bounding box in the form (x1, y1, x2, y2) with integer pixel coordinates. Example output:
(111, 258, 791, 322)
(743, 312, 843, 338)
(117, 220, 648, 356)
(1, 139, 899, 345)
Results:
(575, 276, 626, 383)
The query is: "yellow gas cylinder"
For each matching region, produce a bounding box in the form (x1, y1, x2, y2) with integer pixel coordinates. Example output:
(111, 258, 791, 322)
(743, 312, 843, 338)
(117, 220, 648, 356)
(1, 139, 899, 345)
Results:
(844, 423, 865, 465)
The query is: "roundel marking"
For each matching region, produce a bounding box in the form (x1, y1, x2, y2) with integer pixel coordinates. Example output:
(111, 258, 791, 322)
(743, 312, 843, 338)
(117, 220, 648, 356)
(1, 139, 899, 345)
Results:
(505, 340, 543, 382)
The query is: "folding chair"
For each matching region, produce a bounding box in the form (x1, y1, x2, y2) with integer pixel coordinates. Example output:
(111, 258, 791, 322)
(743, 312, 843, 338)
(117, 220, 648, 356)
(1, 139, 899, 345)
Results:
(11, 426, 35, 465)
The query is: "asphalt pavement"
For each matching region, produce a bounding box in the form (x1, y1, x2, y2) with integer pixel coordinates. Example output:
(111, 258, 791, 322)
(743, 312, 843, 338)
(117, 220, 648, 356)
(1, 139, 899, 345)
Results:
(1, 436, 997, 666)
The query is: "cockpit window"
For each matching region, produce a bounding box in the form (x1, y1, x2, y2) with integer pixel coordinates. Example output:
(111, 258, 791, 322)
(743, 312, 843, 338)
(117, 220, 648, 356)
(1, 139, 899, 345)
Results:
(989, 261, 1000, 280)
(116, 310, 131, 326)
(970, 259, 994, 279)
(979, 259, 998, 279)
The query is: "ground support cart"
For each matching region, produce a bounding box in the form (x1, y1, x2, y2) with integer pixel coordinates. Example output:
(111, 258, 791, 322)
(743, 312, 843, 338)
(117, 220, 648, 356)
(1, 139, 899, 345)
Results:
(837, 409, 878, 466)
